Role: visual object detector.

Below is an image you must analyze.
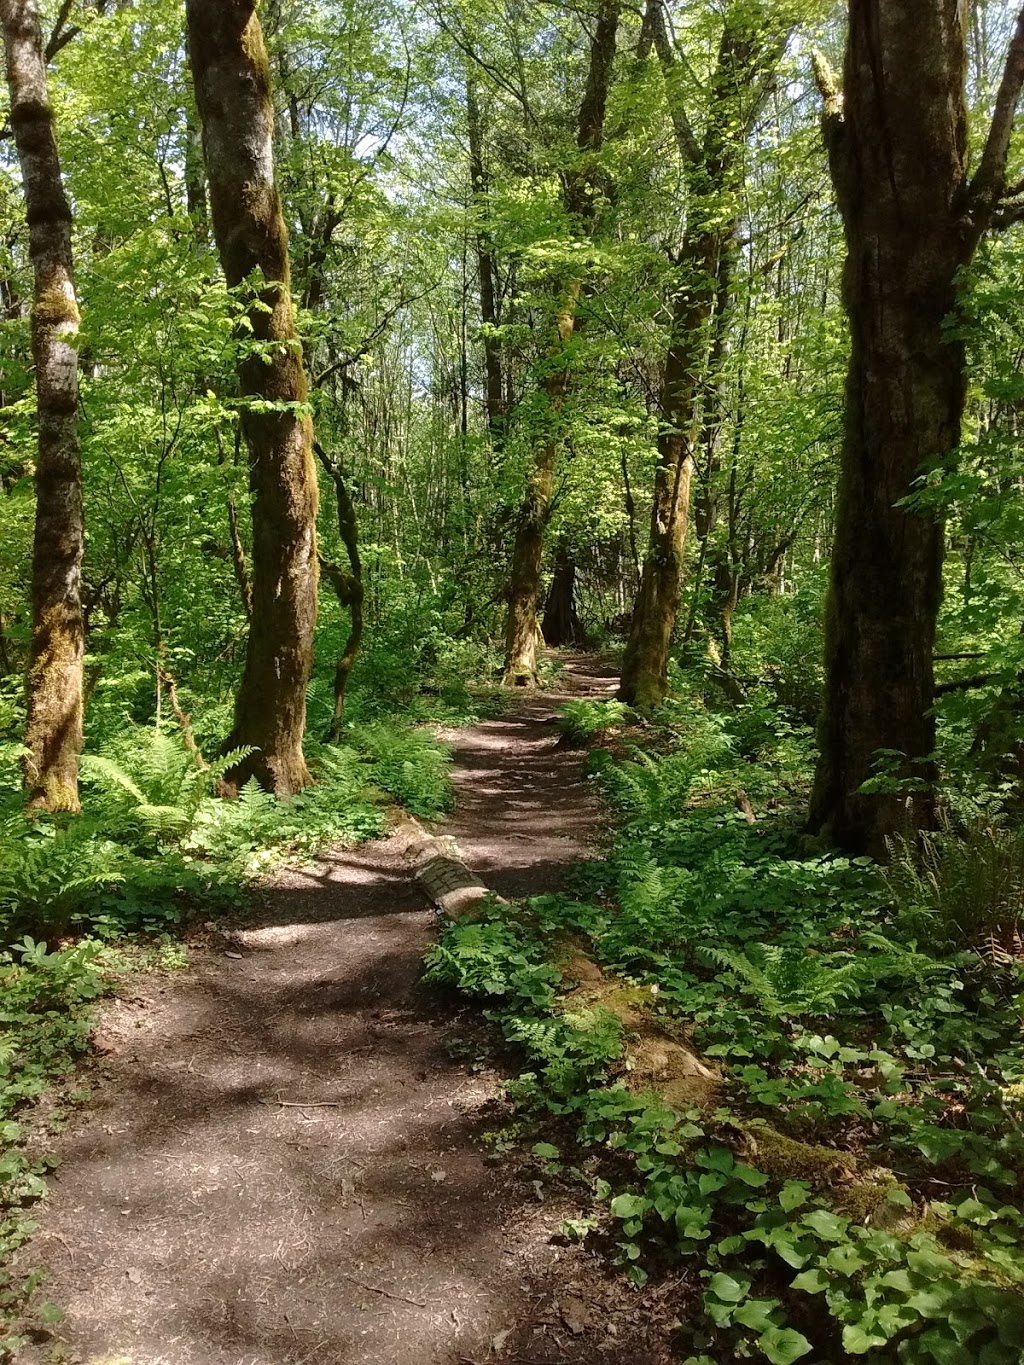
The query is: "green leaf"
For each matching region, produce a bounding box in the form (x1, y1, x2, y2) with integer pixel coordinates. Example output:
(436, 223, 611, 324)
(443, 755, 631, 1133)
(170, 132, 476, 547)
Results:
(779, 1181, 810, 1212)
(532, 1142, 560, 1159)
(826, 1243, 869, 1275)
(734, 1298, 779, 1331)
(802, 1208, 849, 1241)
(734, 1162, 770, 1187)
(708, 1272, 750, 1303)
(698, 1145, 735, 1173)
(879, 1269, 915, 1294)
(791, 1268, 829, 1294)
(758, 1326, 812, 1364)
(841, 1323, 888, 1355)
(610, 1193, 646, 1219)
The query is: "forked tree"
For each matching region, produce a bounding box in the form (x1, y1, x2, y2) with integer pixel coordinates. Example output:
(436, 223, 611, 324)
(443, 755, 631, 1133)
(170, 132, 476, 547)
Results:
(502, 0, 620, 685)
(809, 1, 1024, 855)
(185, 0, 320, 794)
(619, 0, 789, 709)
(0, 0, 85, 811)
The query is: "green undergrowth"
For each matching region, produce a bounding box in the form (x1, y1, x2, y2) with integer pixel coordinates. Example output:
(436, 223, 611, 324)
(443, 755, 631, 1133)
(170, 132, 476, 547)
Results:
(0, 716, 452, 945)
(0, 935, 110, 1355)
(426, 696, 1024, 1364)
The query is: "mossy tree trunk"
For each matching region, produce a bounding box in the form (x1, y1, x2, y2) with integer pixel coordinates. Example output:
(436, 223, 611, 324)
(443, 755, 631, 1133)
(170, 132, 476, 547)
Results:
(502, 0, 620, 686)
(186, 0, 319, 795)
(808, 4, 1024, 855)
(1, 0, 85, 812)
(503, 282, 582, 684)
(619, 1, 777, 710)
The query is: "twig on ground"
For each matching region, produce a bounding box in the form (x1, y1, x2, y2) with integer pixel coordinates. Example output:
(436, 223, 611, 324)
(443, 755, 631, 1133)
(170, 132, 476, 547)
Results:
(339, 1273, 427, 1308)
(259, 1097, 347, 1107)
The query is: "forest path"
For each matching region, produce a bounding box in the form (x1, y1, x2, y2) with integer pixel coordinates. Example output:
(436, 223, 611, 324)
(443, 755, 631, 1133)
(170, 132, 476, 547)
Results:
(25, 655, 680, 1365)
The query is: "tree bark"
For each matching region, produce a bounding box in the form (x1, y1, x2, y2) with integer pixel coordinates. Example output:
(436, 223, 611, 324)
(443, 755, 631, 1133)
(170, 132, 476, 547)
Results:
(542, 539, 586, 648)
(186, 0, 319, 795)
(315, 443, 363, 742)
(467, 73, 505, 441)
(1, 0, 85, 812)
(502, 0, 620, 685)
(619, 1, 776, 709)
(808, 5, 1024, 855)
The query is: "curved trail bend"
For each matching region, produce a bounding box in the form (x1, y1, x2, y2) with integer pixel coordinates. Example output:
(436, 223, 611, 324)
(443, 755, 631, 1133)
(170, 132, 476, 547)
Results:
(25, 656, 680, 1365)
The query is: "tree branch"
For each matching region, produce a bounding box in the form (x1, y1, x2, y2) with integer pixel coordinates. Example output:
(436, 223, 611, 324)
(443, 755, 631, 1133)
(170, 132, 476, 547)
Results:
(311, 286, 434, 389)
(969, 5, 1024, 220)
(811, 48, 844, 143)
(811, 48, 850, 210)
(649, 0, 700, 164)
(935, 672, 998, 697)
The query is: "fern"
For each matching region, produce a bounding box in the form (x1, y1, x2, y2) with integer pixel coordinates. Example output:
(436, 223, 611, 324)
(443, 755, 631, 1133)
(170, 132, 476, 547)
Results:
(81, 730, 253, 846)
(885, 816, 1024, 954)
(559, 699, 634, 745)
(0, 823, 126, 941)
(701, 945, 872, 1018)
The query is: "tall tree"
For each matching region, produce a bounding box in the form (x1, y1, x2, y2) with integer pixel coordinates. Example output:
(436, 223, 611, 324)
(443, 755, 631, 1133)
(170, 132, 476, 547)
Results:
(502, 0, 620, 685)
(808, 2, 1024, 855)
(467, 72, 505, 442)
(1, 0, 85, 811)
(619, 0, 784, 709)
(185, 0, 320, 794)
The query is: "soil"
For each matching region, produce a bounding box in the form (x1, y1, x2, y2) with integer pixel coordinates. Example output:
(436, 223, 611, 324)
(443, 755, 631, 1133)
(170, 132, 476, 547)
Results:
(21, 655, 687, 1365)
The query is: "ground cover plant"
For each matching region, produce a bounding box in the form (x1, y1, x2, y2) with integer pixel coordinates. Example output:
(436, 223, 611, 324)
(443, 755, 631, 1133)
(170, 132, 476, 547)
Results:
(427, 686, 1024, 1364)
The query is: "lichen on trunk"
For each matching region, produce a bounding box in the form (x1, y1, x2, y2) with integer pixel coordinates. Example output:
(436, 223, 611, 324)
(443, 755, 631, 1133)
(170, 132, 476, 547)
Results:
(0, 0, 85, 812)
(185, 0, 319, 795)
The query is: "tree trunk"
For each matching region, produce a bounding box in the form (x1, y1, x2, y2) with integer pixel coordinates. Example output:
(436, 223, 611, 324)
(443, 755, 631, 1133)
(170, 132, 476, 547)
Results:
(503, 285, 578, 684)
(619, 2, 774, 709)
(620, 222, 726, 708)
(186, 0, 319, 795)
(1, 0, 85, 812)
(808, 4, 1024, 855)
(543, 538, 586, 647)
(502, 0, 620, 685)
(315, 443, 363, 742)
(466, 74, 505, 441)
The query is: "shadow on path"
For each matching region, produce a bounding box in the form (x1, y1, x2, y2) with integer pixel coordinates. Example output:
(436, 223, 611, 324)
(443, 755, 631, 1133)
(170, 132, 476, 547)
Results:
(23, 654, 683, 1365)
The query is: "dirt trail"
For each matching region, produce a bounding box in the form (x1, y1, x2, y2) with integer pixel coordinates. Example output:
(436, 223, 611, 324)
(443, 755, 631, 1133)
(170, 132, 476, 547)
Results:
(23, 656, 680, 1365)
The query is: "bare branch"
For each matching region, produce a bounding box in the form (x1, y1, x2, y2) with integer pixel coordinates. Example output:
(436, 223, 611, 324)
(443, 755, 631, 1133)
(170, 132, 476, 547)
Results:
(44, 0, 81, 60)
(312, 286, 435, 389)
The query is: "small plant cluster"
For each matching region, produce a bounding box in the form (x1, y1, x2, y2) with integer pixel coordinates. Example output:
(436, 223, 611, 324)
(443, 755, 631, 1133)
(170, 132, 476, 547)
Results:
(430, 698, 1024, 1363)
(557, 698, 635, 746)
